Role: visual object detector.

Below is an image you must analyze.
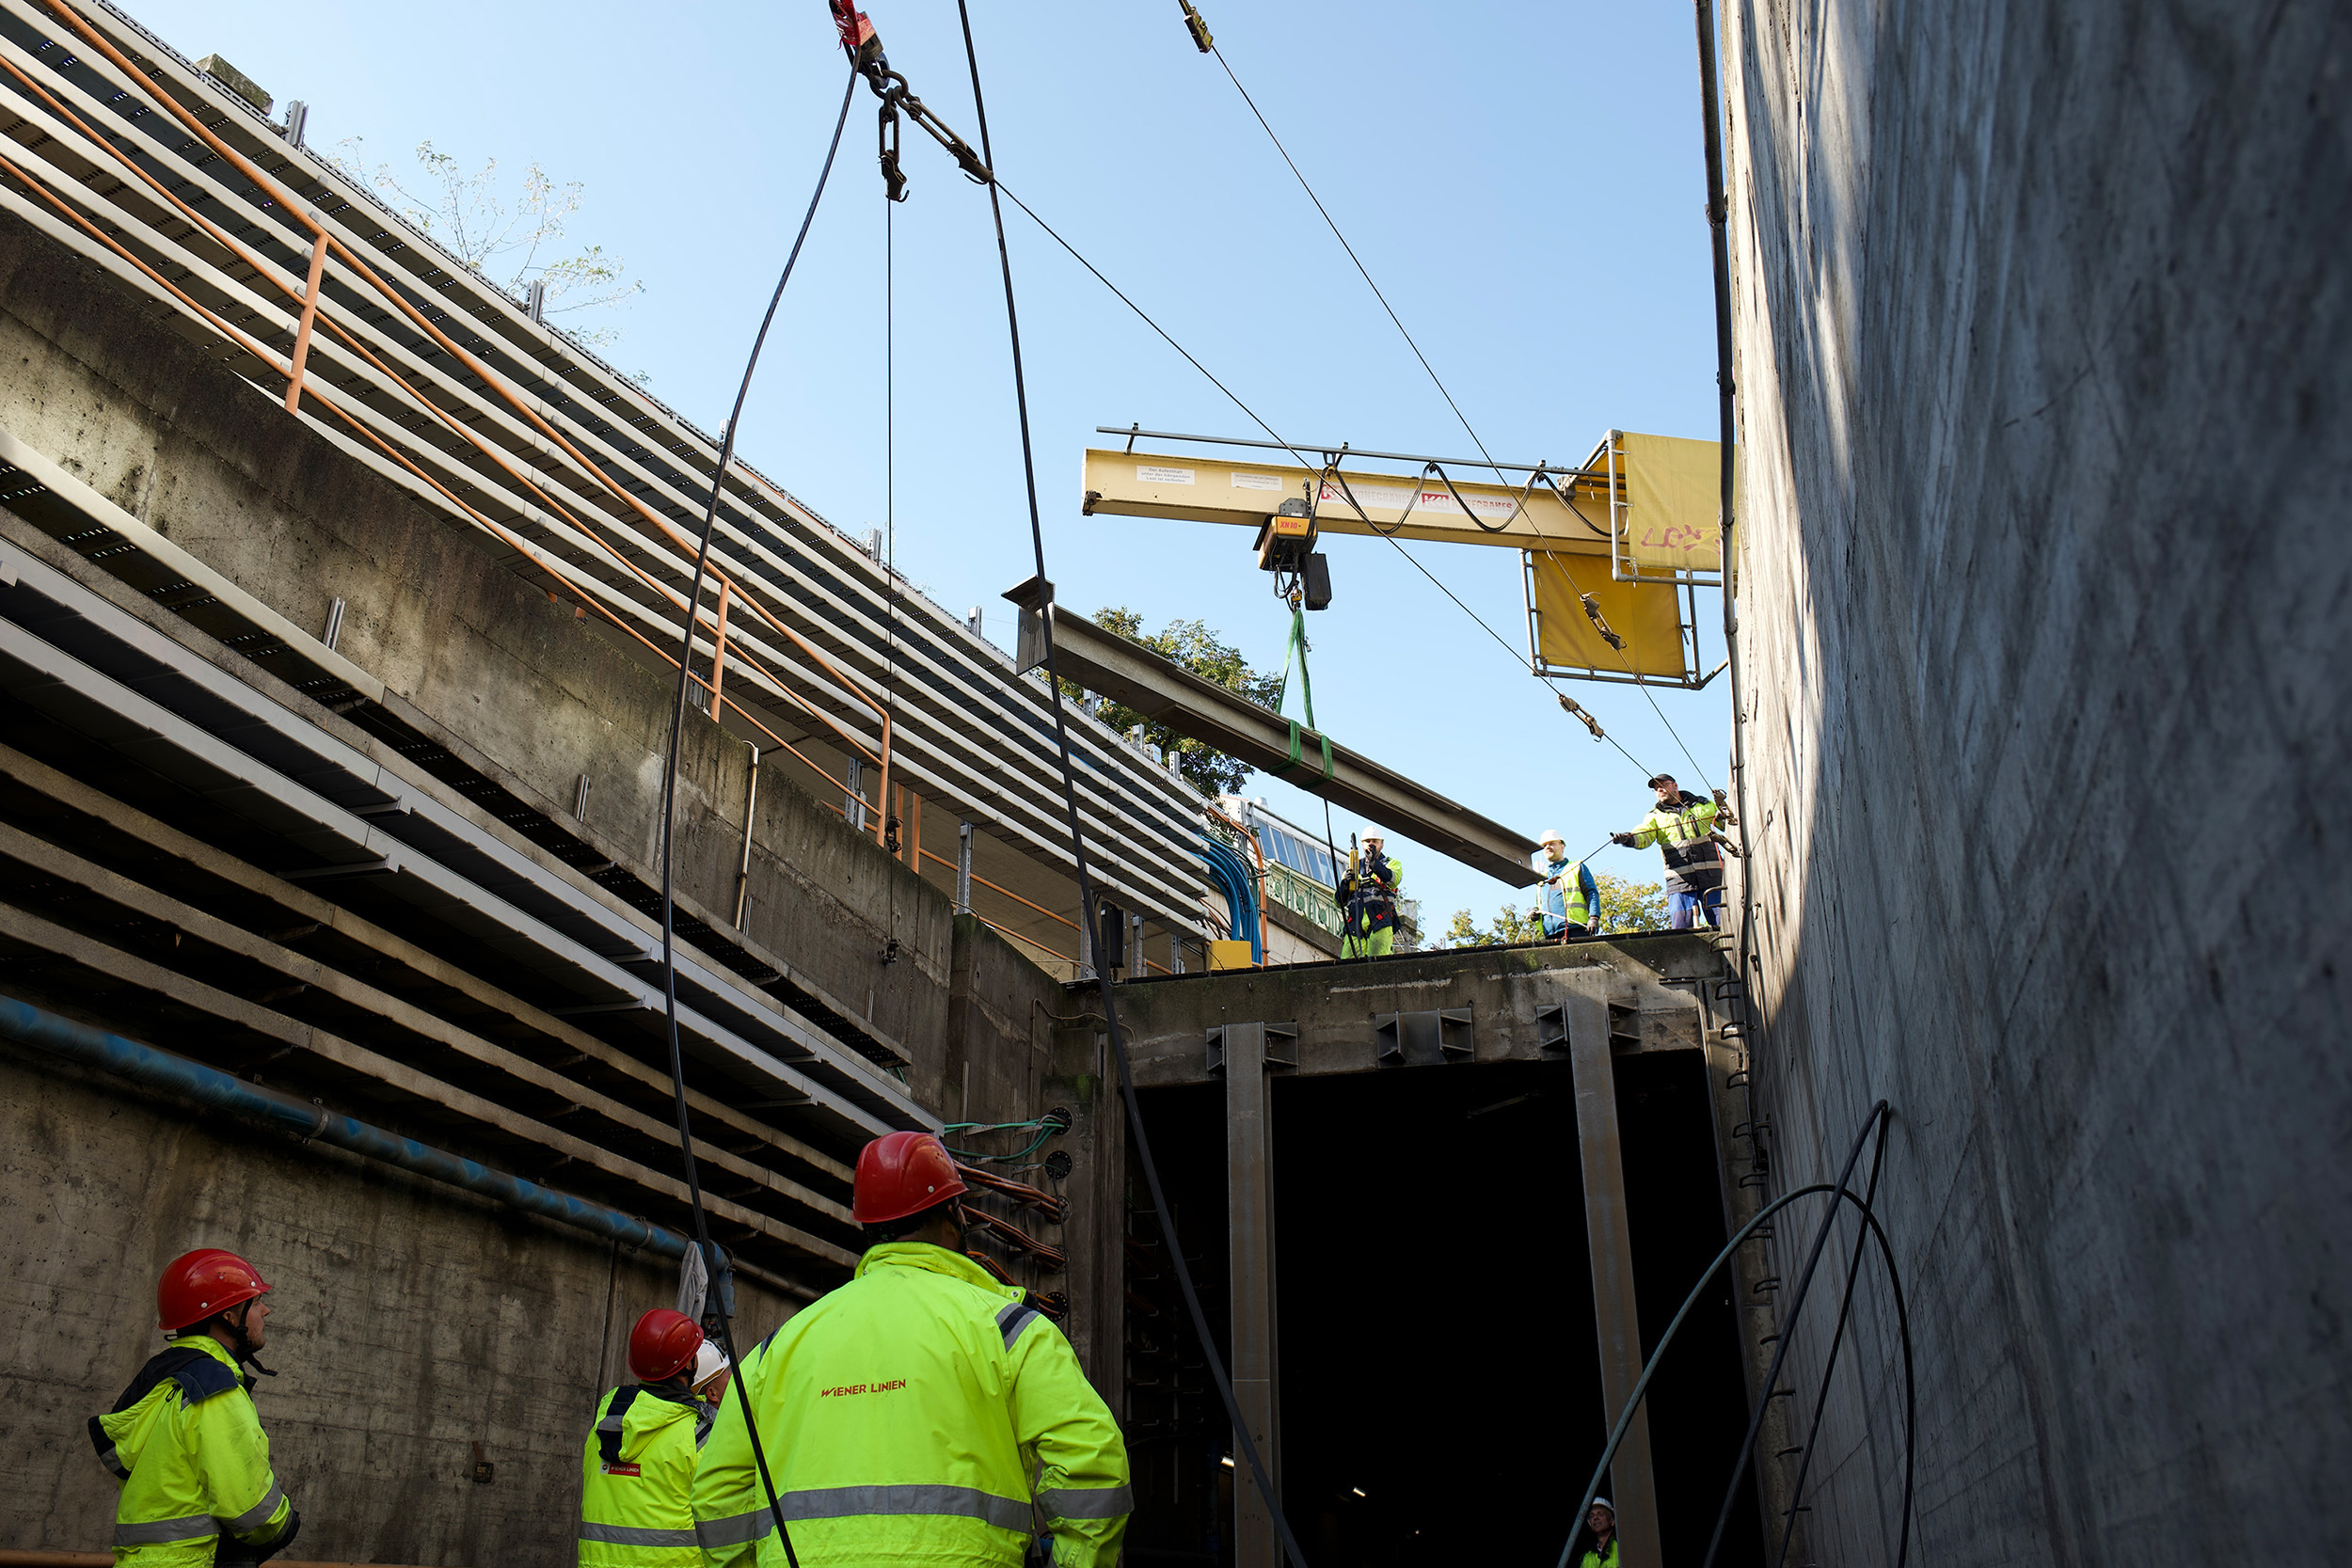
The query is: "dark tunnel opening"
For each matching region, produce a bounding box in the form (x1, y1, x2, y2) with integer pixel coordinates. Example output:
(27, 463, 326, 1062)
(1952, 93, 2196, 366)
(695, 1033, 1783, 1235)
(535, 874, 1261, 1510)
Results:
(1123, 1051, 1763, 1567)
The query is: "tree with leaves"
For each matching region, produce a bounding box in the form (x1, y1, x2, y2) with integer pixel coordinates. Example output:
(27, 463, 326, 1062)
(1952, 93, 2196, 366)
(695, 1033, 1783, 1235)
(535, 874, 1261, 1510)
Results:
(1592, 870, 1667, 932)
(1445, 870, 1665, 946)
(328, 138, 642, 348)
(1443, 904, 1547, 947)
(1070, 609, 1282, 797)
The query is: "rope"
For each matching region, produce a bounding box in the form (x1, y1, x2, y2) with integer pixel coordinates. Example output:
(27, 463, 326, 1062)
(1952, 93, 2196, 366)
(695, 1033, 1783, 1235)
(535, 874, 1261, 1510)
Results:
(954, 9, 1315, 1565)
(652, 67, 860, 1568)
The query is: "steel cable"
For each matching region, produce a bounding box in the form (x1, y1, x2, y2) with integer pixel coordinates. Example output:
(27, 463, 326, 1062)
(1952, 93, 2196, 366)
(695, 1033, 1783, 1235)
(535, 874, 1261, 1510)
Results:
(953, 8, 1314, 1563)
(651, 67, 860, 1568)
(1552, 1101, 1915, 1568)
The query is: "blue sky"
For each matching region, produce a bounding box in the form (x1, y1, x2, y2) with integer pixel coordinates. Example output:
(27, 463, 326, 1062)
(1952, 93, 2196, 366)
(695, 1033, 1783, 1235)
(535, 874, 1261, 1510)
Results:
(136, 0, 1733, 930)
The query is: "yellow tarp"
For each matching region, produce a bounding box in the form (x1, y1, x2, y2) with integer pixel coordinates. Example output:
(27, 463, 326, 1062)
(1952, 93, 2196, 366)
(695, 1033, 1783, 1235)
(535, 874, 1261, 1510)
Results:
(1529, 552, 1691, 680)
(1617, 432, 1725, 581)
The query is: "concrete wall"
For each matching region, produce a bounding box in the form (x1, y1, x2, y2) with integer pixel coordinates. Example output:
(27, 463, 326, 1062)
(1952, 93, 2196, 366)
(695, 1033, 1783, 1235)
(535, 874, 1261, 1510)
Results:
(0, 207, 951, 1081)
(1722, 1, 2351, 1561)
(0, 1040, 802, 1563)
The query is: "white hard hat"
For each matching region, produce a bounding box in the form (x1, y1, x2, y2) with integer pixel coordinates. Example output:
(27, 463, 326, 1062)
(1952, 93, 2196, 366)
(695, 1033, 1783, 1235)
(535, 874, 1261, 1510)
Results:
(1538, 830, 1565, 847)
(691, 1341, 730, 1390)
(1590, 1497, 1614, 1515)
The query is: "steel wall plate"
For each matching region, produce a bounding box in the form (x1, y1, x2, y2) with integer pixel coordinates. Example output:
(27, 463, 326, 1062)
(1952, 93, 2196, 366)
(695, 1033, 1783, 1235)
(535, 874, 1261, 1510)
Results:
(1372, 1006, 1473, 1066)
(1207, 1022, 1299, 1075)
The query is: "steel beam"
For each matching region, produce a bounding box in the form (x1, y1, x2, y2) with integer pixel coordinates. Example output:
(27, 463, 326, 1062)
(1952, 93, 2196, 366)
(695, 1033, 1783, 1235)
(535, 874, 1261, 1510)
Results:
(1082, 446, 1618, 551)
(1220, 1022, 1283, 1568)
(1046, 607, 1541, 887)
(1565, 984, 1664, 1566)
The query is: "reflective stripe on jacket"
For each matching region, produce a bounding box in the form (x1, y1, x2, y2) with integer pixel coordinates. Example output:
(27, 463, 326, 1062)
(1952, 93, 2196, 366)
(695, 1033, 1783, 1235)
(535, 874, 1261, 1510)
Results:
(1628, 795, 1722, 886)
(1539, 857, 1598, 932)
(1579, 1539, 1621, 1568)
(579, 1382, 713, 1566)
(693, 1243, 1131, 1568)
(91, 1336, 294, 1564)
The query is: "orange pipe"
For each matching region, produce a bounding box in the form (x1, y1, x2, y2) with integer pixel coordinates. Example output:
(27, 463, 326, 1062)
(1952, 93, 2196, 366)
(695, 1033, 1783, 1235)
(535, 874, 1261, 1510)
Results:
(706, 579, 732, 720)
(282, 230, 326, 414)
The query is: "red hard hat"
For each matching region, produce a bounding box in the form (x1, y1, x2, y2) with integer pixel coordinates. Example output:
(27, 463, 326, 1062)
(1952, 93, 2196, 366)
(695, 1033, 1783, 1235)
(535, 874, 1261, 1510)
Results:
(852, 1131, 968, 1226)
(157, 1248, 271, 1334)
(628, 1308, 704, 1382)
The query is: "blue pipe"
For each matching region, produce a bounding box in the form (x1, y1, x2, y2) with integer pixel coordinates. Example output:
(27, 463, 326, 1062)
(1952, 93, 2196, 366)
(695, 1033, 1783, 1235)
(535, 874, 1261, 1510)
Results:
(1198, 836, 1264, 964)
(0, 994, 690, 1259)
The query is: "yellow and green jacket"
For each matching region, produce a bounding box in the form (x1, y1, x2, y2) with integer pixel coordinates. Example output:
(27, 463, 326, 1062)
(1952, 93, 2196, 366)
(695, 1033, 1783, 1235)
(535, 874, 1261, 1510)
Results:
(89, 1335, 295, 1563)
(693, 1243, 1131, 1568)
(1627, 793, 1724, 889)
(580, 1381, 716, 1566)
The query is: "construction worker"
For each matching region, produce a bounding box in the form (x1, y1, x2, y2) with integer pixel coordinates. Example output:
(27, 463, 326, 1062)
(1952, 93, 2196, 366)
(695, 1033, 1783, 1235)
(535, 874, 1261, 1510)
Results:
(693, 1131, 1130, 1566)
(1535, 831, 1602, 941)
(1613, 773, 1735, 929)
(1574, 1497, 1619, 1568)
(579, 1308, 733, 1565)
(91, 1249, 300, 1565)
(1338, 832, 1404, 957)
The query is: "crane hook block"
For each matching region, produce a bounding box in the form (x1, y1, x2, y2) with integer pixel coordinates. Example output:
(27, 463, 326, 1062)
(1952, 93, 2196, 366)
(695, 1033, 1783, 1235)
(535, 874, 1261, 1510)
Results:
(831, 0, 887, 75)
(1179, 0, 1215, 54)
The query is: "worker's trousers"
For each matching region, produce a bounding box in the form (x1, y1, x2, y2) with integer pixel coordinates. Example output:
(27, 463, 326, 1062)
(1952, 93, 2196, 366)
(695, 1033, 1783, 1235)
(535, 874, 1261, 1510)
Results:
(1668, 887, 1724, 929)
(1343, 927, 1394, 958)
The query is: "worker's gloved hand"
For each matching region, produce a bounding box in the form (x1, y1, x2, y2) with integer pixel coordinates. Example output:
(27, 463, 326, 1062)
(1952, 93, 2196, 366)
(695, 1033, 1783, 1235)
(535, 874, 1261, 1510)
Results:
(215, 1510, 299, 1567)
(1611, 832, 1637, 847)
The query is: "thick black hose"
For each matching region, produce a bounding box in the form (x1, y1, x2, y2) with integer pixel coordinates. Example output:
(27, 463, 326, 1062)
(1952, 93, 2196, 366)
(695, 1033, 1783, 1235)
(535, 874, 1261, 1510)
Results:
(951, 7, 1312, 1563)
(1700, 1101, 1892, 1568)
(1773, 1109, 1893, 1567)
(653, 68, 858, 1568)
(1553, 1173, 1915, 1568)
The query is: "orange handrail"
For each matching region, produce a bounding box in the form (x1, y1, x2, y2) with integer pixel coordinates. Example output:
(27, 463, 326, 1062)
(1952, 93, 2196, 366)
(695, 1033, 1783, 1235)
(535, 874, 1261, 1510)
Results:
(20, 0, 895, 838)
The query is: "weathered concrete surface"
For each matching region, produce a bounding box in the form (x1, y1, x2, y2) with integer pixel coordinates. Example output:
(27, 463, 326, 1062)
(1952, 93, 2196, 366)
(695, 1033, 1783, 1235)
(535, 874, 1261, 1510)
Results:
(1109, 934, 1722, 1086)
(0, 1041, 802, 1562)
(0, 207, 950, 1082)
(1723, 1, 2352, 1560)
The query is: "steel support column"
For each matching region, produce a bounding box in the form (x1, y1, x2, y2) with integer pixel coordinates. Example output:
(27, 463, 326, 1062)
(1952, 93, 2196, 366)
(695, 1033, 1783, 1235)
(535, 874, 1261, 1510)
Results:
(1223, 1021, 1281, 1568)
(1565, 988, 1664, 1565)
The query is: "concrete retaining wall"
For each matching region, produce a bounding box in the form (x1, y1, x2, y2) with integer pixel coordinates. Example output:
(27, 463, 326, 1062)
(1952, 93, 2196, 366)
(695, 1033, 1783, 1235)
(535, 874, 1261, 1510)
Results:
(1723, 1, 2351, 1561)
(0, 1040, 799, 1563)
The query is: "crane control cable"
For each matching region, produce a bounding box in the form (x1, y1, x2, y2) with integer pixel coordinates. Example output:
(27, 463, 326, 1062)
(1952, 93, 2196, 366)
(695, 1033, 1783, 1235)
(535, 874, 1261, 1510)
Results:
(651, 63, 863, 1568)
(993, 180, 1670, 791)
(947, 3, 1315, 1561)
(1174, 1, 1724, 793)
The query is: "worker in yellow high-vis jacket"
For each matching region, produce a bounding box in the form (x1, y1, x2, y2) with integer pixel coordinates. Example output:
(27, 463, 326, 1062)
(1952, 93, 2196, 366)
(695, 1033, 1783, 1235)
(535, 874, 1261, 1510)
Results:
(91, 1249, 300, 1565)
(579, 1307, 733, 1565)
(694, 1131, 1130, 1567)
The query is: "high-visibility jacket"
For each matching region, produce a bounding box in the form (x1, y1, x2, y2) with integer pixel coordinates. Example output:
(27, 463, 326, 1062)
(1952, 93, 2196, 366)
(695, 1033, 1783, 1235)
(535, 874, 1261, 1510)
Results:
(1578, 1536, 1621, 1568)
(579, 1382, 715, 1566)
(1338, 852, 1404, 938)
(693, 1243, 1131, 1568)
(1539, 856, 1600, 934)
(1626, 793, 1723, 889)
(89, 1335, 296, 1564)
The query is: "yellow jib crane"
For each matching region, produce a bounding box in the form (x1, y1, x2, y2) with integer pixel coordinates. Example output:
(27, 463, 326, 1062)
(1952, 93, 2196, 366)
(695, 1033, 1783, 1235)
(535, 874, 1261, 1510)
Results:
(1080, 427, 1728, 689)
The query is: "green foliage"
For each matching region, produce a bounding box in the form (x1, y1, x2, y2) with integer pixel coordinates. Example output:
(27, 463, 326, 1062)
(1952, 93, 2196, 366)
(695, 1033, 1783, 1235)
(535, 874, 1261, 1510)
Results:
(1444, 870, 1665, 947)
(1593, 871, 1667, 931)
(1442, 903, 1547, 947)
(1070, 608, 1282, 797)
(328, 138, 644, 348)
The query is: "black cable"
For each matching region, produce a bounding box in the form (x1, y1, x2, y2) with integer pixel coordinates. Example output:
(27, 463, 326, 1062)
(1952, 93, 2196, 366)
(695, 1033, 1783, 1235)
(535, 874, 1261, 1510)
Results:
(1552, 1170, 1915, 1568)
(653, 68, 857, 1568)
(1772, 1109, 1908, 1568)
(1700, 1102, 1899, 1568)
(953, 8, 1313, 1564)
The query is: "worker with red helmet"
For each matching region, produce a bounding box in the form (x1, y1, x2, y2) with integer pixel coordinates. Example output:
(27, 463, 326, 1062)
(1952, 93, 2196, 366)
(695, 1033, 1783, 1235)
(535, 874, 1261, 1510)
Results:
(90, 1248, 299, 1563)
(693, 1130, 1130, 1566)
(578, 1307, 734, 1565)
